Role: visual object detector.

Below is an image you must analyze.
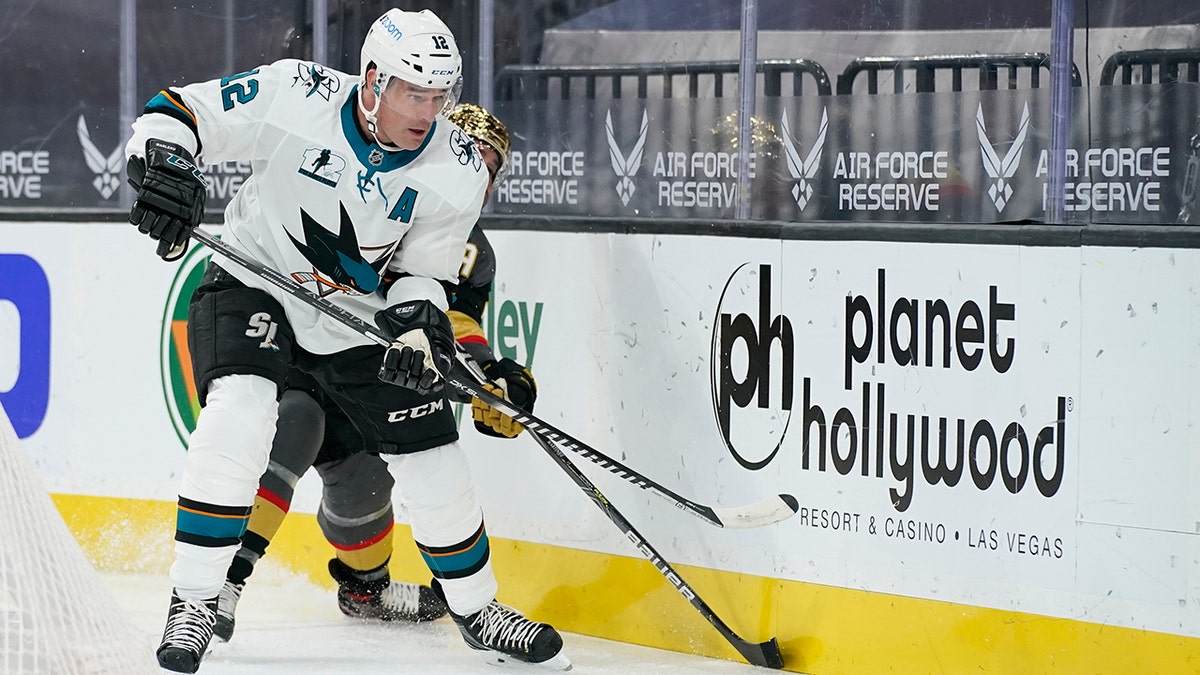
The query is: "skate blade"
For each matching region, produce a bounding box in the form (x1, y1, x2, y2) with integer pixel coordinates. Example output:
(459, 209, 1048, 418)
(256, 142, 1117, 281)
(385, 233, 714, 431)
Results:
(481, 651, 572, 671)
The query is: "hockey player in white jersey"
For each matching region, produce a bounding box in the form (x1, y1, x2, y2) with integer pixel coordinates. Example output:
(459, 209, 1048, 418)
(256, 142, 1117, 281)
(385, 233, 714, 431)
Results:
(125, 9, 567, 673)
(212, 103, 536, 642)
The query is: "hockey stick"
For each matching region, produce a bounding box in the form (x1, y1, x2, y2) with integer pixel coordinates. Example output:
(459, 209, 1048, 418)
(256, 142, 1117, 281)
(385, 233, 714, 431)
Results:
(459, 369, 797, 528)
(189, 229, 785, 667)
(190, 229, 798, 530)
(522, 430, 784, 669)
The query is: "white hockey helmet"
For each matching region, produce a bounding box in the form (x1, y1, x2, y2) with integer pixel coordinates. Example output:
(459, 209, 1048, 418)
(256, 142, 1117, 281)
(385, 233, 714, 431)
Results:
(358, 9, 463, 149)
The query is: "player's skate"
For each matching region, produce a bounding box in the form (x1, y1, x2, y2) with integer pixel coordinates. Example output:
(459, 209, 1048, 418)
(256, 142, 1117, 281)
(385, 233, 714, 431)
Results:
(212, 579, 244, 642)
(329, 558, 448, 622)
(157, 590, 218, 674)
(434, 580, 570, 670)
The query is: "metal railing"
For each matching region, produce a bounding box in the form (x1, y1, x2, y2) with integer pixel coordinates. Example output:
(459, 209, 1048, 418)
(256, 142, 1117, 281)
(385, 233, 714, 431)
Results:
(494, 59, 832, 100)
(1100, 48, 1200, 85)
(837, 53, 1081, 95)
(494, 54, 1090, 100)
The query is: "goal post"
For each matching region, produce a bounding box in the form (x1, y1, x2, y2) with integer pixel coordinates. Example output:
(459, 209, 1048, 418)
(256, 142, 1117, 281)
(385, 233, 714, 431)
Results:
(0, 401, 157, 674)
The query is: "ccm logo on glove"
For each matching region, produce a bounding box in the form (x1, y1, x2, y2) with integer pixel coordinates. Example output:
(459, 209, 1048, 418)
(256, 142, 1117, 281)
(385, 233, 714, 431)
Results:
(375, 300, 456, 396)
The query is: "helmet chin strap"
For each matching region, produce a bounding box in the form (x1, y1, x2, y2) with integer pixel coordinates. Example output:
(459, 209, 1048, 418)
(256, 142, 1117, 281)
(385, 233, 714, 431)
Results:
(357, 75, 406, 153)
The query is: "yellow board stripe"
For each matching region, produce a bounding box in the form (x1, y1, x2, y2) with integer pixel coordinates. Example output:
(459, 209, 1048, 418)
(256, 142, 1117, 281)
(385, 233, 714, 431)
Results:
(52, 493, 1200, 672)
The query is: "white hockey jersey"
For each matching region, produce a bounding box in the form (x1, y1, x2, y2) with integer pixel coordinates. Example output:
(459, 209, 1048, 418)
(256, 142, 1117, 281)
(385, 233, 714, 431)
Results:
(126, 60, 488, 354)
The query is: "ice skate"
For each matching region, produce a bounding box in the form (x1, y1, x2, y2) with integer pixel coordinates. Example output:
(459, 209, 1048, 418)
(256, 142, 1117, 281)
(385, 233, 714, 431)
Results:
(329, 558, 448, 622)
(212, 580, 244, 642)
(435, 580, 570, 670)
(156, 590, 218, 674)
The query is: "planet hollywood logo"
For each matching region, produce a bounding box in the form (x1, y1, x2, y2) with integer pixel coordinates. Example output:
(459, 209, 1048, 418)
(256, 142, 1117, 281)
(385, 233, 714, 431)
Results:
(710, 263, 1070, 511)
(710, 263, 793, 471)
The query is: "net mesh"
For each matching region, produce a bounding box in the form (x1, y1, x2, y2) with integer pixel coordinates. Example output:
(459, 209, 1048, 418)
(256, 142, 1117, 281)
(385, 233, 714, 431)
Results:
(0, 403, 157, 674)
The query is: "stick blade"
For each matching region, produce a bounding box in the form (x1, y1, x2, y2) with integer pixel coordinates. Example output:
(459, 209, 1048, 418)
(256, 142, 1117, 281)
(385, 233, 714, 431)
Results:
(712, 494, 799, 529)
(733, 636, 785, 669)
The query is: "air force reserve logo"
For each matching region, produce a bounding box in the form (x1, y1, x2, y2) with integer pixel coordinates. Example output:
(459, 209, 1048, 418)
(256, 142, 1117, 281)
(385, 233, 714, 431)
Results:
(77, 115, 122, 199)
(605, 109, 648, 206)
(977, 102, 1030, 213)
(780, 107, 829, 211)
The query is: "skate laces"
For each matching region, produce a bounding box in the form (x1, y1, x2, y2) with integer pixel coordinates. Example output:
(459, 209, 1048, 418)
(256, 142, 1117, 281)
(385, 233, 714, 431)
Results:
(217, 580, 243, 616)
(378, 581, 421, 612)
(469, 602, 543, 651)
(163, 598, 216, 652)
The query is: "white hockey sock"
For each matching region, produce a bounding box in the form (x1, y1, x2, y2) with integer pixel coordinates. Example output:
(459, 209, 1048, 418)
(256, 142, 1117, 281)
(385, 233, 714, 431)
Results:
(179, 374, 279, 503)
(385, 444, 498, 616)
(171, 543, 241, 601)
(171, 374, 279, 600)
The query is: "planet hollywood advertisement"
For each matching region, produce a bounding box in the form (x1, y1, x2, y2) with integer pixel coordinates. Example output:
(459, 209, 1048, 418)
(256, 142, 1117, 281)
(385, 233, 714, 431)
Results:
(708, 253, 1082, 603)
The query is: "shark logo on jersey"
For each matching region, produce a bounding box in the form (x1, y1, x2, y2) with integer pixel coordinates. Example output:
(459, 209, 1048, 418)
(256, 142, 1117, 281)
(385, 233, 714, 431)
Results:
(780, 107, 828, 211)
(450, 128, 482, 171)
(977, 102, 1030, 213)
(287, 202, 397, 296)
(292, 62, 341, 100)
(298, 147, 348, 187)
(77, 115, 123, 199)
(605, 109, 648, 207)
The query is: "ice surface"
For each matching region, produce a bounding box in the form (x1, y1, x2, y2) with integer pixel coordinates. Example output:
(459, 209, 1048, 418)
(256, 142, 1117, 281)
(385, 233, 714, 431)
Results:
(103, 569, 758, 674)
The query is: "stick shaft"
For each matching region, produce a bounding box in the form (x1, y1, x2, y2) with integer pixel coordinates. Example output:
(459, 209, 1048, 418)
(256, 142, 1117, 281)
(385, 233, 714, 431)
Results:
(193, 229, 743, 528)
(524, 431, 784, 668)
(192, 228, 784, 667)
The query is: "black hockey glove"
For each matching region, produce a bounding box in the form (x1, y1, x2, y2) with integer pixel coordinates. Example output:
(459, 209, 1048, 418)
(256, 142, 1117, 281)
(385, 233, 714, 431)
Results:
(127, 139, 207, 261)
(472, 358, 537, 438)
(375, 300, 456, 396)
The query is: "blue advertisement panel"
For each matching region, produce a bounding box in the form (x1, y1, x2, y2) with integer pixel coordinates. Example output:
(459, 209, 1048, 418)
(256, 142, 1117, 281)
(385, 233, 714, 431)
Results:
(0, 254, 51, 439)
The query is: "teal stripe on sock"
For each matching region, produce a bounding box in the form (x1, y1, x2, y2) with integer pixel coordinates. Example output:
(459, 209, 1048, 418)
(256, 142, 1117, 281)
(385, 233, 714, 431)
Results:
(420, 530, 490, 576)
(177, 507, 248, 541)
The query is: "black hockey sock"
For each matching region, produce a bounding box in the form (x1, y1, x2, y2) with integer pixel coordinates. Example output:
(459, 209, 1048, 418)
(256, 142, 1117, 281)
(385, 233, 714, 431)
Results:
(329, 557, 390, 595)
(226, 531, 270, 585)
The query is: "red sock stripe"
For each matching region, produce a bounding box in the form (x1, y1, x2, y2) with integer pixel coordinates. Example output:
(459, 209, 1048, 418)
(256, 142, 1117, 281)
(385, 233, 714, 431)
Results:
(256, 486, 291, 513)
(328, 520, 394, 552)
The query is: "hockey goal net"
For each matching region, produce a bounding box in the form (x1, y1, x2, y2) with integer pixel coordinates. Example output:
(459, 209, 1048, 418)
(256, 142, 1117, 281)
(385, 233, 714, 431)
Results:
(0, 402, 156, 674)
